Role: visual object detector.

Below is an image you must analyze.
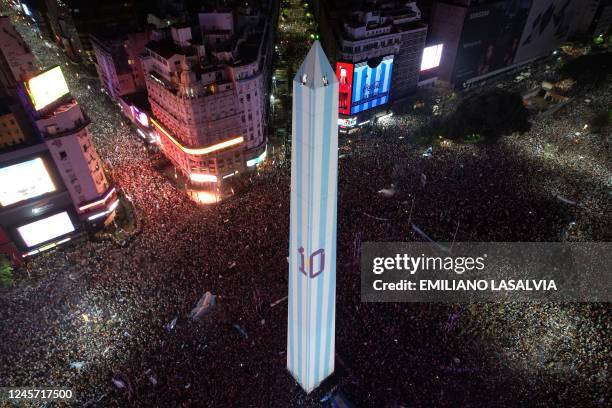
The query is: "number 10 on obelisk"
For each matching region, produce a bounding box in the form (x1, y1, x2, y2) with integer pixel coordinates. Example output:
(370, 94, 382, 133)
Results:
(287, 41, 339, 393)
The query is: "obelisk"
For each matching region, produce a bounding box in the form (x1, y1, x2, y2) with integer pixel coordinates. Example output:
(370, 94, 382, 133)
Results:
(287, 41, 339, 393)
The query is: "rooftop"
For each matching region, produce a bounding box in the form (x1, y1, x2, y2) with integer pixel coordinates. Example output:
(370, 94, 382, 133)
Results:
(146, 40, 191, 59)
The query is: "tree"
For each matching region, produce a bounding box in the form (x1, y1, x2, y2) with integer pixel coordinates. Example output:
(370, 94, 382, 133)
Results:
(0, 255, 13, 287)
(444, 89, 530, 142)
(560, 53, 612, 88)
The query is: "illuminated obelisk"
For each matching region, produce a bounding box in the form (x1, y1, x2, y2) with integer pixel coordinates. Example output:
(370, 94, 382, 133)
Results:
(287, 41, 339, 393)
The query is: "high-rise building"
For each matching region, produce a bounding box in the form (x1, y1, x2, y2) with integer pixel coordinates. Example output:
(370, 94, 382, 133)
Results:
(430, 0, 579, 88)
(570, 0, 612, 38)
(314, 0, 428, 123)
(91, 30, 153, 100)
(0, 16, 37, 95)
(41, 0, 189, 64)
(143, 4, 274, 203)
(0, 100, 33, 148)
(44, 0, 142, 62)
(0, 65, 117, 262)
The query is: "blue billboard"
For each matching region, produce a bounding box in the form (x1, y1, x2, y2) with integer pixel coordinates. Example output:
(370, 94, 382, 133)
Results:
(350, 55, 394, 114)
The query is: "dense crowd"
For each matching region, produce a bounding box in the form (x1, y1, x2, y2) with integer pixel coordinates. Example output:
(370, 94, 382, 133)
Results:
(1, 3, 610, 407)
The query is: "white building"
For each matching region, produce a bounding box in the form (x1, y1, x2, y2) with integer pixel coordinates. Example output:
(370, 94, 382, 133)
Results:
(36, 99, 115, 222)
(142, 6, 274, 203)
(0, 16, 37, 92)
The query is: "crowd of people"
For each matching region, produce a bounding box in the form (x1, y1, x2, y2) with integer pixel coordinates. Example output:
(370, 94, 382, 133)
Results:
(1, 5, 610, 407)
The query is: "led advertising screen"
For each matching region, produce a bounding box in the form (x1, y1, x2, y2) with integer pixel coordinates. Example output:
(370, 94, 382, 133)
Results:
(421, 44, 444, 71)
(350, 55, 394, 115)
(0, 158, 56, 206)
(338, 117, 357, 128)
(25, 66, 70, 111)
(335, 62, 354, 115)
(453, 0, 532, 84)
(17, 211, 75, 248)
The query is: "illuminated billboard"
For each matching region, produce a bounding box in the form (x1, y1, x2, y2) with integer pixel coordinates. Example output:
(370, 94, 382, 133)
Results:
(421, 44, 444, 71)
(453, 1, 532, 84)
(17, 211, 75, 248)
(350, 55, 394, 115)
(513, 0, 576, 64)
(0, 158, 56, 206)
(131, 106, 150, 127)
(335, 62, 354, 115)
(338, 117, 357, 128)
(25, 66, 70, 111)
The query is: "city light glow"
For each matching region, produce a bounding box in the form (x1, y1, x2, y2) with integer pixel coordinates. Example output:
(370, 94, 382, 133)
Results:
(23, 237, 71, 257)
(338, 117, 357, 128)
(0, 158, 56, 206)
(190, 173, 218, 183)
(78, 187, 116, 212)
(420, 44, 444, 71)
(25, 66, 70, 111)
(192, 191, 219, 204)
(87, 199, 119, 221)
(246, 149, 267, 167)
(151, 119, 244, 156)
(131, 106, 150, 127)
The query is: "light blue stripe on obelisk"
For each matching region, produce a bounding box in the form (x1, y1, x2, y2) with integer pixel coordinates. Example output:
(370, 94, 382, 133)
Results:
(305, 80, 316, 389)
(307, 81, 325, 389)
(326, 79, 338, 379)
(317, 79, 335, 383)
(298, 79, 308, 386)
(288, 79, 302, 376)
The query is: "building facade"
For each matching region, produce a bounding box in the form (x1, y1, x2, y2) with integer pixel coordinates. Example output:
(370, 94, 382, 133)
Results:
(44, 0, 142, 63)
(91, 30, 152, 100)
(0, 16, 37, 94)
(314, 0, 427, 123)
(430, 0, 580, 88)
(142, 5, 274, 202)
(0, 64, 116, 262)
(570, 0, 612, 38)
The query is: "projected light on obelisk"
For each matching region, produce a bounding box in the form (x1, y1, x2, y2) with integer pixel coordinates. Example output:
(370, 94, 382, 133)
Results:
(287, 41, 339, 393)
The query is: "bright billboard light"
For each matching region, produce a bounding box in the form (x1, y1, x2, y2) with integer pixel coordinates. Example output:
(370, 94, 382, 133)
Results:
(0, 158, 56, 206)
(421, 44, 443, 71)
(25, 66, 70, 111)
(338, 117, 357, 128)
(190, 173, 218, 183)
(131, 106, 150, 127)
(246, 149, 267, 167)
(350, 55, 394, 115)
(335, 62, 354, 115)
(17, 211, 75, 248)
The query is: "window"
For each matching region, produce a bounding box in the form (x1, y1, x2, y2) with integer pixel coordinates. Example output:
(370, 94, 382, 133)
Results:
(246, 94, 251, 102)
(59, 151, 67, 160)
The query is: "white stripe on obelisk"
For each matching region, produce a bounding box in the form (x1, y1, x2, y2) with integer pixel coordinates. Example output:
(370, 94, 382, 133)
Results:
(289, 81, 299, 375)
(300, 81, 311, 385)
